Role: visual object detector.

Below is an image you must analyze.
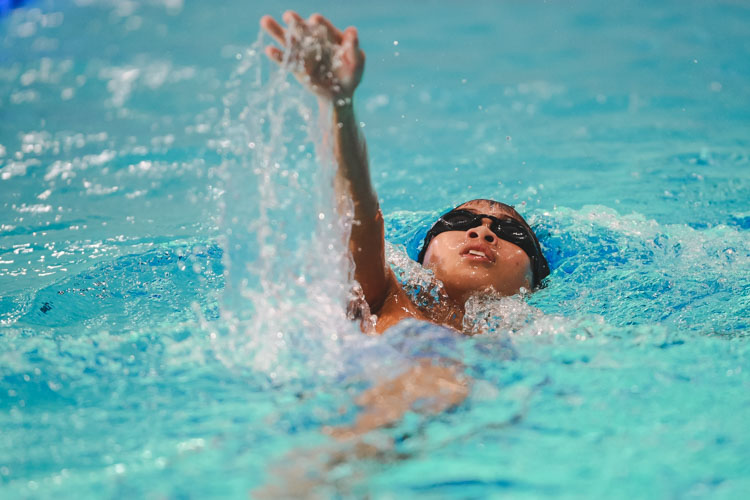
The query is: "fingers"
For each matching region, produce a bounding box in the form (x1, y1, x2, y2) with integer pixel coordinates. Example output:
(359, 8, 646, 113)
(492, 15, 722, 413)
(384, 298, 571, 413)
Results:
(259, 15, 286, 46)
(341, 26, 364, 67)
(260, 11, 363, 81)
(264, 45, 283, 64)
(260, 11, 307, 46)
(343, 26, 362, 58)
(263, 11, 347, 46)
(308, 13, 343, 44)
(343, 26, 359, 48)
(282, 10, 306, 31)
(260, 15, 285, 65)
(260, 11, 306, 66)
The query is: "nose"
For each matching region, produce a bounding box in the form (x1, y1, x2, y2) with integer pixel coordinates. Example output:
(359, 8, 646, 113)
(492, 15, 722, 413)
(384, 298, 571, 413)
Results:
(467, 219, 495, 243)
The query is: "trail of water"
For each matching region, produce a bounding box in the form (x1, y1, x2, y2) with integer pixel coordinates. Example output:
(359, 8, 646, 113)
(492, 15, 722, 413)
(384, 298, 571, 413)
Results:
(211, 32, 361, 383)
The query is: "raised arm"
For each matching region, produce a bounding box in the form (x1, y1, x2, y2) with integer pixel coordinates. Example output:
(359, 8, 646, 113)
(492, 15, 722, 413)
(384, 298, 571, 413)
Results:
(261, 11, 393, 312)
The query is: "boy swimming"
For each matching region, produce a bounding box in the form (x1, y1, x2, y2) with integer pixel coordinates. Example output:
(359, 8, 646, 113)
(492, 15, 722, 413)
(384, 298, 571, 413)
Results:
(260, 11, 549, 334)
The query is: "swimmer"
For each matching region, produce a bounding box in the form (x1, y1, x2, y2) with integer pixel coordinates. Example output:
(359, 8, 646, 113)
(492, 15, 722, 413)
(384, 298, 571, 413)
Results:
(256, 12, 549, 460)
(260, 12, 549, 334)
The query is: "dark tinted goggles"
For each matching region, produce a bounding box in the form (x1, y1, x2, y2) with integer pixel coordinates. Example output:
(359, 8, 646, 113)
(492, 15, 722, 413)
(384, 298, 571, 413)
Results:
(417, 209, 550, 287)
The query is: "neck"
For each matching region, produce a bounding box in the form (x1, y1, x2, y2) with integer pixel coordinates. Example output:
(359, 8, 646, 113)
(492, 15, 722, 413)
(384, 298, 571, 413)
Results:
(420, 290, 465, 332)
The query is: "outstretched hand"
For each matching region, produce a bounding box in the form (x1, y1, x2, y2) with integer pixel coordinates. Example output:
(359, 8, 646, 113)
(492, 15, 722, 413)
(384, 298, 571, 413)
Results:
(260, 11, 365, 102)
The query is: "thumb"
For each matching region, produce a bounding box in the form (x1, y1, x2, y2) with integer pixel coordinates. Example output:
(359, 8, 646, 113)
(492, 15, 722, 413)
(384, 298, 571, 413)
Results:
(343, 26, 361, 60)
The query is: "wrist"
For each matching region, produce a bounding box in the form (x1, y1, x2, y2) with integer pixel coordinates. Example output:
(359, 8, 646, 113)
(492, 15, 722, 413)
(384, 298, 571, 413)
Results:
(333, 94, 354, 109)
(318, 93, 355, 109)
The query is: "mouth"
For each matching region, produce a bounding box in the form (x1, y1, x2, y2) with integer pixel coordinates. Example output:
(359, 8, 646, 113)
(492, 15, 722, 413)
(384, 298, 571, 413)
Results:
(461, 246, 495, 263)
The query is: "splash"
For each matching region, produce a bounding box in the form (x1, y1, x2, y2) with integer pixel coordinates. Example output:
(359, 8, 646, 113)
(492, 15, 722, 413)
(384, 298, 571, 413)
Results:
(535, 205, 750, 335)
(386, 242, 444, 309)
(212, 32, 360, 381)
(463, 293, 537, 335)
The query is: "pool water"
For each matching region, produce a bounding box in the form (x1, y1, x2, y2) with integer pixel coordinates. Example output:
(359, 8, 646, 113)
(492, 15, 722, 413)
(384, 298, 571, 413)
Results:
(2, 0, 749, 497)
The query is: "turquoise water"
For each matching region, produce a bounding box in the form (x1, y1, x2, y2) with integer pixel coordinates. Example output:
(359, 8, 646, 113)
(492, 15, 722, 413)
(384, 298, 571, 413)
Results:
(2, 0, 749, 497)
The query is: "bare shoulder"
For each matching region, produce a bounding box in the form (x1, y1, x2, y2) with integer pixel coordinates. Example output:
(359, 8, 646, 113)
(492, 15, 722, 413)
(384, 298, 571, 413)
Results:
(374, 276, 429, 333)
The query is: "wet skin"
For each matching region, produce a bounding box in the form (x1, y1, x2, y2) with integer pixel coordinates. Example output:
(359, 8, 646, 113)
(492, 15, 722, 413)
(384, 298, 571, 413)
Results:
(422, 200, 534, 305)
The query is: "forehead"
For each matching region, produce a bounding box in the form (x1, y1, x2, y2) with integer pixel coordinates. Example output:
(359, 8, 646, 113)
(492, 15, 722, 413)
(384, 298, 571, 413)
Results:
(456, 200, 515, 219)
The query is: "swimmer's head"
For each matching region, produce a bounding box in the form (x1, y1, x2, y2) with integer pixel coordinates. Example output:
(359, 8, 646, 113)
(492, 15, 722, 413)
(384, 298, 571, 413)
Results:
(417, 199, 549, 302)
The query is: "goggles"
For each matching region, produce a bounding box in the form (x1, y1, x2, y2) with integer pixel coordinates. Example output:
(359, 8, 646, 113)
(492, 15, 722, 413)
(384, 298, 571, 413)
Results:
(416, 209, 550, 288)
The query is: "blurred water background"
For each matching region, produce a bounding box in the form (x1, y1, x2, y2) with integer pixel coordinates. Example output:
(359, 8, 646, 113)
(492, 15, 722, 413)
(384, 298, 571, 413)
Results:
(1, 0, 749, 497)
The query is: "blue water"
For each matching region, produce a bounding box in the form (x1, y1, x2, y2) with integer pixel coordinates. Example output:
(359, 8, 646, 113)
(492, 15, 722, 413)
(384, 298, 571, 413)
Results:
(2, 0, 749, 497)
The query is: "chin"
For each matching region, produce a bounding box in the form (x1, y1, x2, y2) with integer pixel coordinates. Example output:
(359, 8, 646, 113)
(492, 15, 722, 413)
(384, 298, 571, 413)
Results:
(431, 262, 526, 301)
(439, 276, 495, 302)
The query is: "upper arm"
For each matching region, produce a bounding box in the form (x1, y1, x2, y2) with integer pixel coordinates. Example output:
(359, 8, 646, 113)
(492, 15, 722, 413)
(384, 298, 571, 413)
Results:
(349, 208, 396, 314)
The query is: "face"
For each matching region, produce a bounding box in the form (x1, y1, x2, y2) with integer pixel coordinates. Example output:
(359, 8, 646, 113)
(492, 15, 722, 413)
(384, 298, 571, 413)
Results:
(422, 200, 533, 304)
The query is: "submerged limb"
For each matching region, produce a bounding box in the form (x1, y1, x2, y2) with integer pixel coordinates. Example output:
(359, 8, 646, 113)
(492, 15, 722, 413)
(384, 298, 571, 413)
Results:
(324, 358, 471, 440)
